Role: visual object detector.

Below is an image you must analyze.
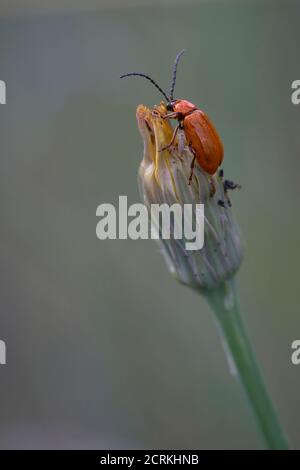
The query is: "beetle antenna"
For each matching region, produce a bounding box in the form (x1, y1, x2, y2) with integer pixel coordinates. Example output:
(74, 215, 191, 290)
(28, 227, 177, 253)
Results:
(169, 49, 186, 101)
(120, 72, 170, 102)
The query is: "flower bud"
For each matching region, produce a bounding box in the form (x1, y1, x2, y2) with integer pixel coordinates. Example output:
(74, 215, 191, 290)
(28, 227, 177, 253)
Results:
(136, 103, 243, 291)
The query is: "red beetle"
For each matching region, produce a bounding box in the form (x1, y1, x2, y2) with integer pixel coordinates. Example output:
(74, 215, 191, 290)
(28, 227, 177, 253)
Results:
(121, 50, 224, 185)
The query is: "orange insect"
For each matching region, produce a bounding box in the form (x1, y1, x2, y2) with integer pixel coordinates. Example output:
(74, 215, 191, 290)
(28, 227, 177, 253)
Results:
(121, 50, 224, 185)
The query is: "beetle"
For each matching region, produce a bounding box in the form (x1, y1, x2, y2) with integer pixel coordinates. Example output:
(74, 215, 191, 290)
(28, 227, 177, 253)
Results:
(121, 50, 224, 186)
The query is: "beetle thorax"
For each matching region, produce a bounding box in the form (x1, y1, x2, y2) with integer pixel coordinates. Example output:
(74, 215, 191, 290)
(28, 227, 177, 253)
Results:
(173, 99, 197, 115)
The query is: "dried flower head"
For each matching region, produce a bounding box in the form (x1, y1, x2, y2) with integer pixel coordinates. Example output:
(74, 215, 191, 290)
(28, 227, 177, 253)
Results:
(137, 102, 243, 291)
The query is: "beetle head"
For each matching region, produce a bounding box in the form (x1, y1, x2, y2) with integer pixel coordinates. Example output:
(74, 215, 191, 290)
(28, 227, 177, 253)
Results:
(166, 101, 176, 112)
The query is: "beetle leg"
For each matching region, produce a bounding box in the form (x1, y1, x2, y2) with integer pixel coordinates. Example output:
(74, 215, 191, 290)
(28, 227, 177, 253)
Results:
(161, 112, 179, 120)
(159, 123, 180, 152)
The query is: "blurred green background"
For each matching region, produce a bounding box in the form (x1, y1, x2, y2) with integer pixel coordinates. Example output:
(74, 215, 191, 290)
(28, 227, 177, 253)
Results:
(0, 0, 299, 449)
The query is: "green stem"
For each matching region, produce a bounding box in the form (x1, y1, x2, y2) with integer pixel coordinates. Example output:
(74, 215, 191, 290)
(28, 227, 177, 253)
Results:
(204, 278, 289, 450)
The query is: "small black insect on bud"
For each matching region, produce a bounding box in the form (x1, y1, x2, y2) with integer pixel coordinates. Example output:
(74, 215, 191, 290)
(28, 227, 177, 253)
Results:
(224, 180, 241, 191)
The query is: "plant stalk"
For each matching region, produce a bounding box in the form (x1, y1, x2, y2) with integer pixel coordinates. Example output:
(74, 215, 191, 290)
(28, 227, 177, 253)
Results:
(204, 278, 289, 450)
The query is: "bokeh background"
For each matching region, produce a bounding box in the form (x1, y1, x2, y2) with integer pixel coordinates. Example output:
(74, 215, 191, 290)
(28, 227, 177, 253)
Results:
(0, 0, 299, 449)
